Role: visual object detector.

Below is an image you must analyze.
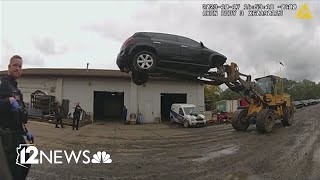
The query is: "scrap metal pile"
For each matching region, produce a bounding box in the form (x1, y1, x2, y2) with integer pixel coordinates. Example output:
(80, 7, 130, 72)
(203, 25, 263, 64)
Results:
(29, 90, 56, 117)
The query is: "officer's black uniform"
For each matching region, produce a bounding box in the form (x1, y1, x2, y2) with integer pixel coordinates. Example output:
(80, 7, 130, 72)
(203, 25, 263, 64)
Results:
(0, 75, 30, 180)
(55, 105, 64, 128)
(72, 105, 82, 130)
(122, 106, 127, 124)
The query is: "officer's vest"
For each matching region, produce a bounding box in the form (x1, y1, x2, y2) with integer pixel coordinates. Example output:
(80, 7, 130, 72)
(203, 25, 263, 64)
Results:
(0, 76, 26, 131)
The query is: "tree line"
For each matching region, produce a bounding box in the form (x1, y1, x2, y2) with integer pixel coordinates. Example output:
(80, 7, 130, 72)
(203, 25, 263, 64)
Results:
(205, 78, 320, 110)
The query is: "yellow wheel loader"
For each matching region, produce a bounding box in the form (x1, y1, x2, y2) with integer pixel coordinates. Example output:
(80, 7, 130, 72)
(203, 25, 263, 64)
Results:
(230, 74, 295, 133)
(204, 62, 296, 133)
(154, 62, 295, 133)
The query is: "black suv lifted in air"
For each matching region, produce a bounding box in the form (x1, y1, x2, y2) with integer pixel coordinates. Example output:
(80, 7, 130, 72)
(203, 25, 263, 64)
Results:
(116, 32, 227, 85)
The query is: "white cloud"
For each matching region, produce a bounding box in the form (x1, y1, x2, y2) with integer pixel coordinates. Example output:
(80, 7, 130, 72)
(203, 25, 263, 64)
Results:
(34, 37, 68, 55)
(1, 1, 147, 70)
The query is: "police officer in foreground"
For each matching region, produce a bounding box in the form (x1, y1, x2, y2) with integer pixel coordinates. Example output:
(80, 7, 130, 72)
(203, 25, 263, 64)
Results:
(0, 55, 34, 180)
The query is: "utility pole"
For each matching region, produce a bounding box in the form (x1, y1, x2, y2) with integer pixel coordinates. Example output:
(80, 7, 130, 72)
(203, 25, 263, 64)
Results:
(279, 61, 284, 78)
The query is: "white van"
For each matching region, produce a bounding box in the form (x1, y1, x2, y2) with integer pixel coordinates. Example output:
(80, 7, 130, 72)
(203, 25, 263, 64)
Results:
(170, 104, 206, 128)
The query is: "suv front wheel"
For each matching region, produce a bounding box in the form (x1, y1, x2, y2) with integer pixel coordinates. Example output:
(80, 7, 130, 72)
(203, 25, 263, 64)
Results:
(133, 51, 157, 72)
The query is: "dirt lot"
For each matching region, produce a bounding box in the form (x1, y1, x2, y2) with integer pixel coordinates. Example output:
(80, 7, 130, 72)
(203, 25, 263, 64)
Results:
(26, 104, 320, 180)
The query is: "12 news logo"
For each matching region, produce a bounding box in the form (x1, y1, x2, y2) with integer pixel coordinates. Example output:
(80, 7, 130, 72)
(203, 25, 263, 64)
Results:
(16, 144, 112, 168)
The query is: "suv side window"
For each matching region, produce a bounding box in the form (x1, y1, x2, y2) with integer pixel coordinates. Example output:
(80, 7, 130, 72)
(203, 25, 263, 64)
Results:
(177, 36, 200, 47)
(153, 33, 177, 42)
(179, 108, 184, 115)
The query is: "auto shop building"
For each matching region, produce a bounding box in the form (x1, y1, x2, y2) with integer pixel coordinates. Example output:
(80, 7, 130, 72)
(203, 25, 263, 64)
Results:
(0, 68, 205, 123)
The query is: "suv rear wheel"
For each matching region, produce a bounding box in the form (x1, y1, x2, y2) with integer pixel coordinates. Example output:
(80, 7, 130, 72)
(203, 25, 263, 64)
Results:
(133, 51, 157, 72)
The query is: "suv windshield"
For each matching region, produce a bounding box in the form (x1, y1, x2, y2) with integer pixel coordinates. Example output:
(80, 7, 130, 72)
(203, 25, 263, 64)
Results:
(183, 107, 201, 115)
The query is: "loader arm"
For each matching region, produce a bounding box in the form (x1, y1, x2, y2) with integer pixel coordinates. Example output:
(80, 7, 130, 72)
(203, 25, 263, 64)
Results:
(200, 62, 267, 106)
(154, 62, 267, 106)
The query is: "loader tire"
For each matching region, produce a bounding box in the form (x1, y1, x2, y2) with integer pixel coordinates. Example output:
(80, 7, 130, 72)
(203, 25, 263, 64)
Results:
(232, 109, 249, 131)
(282, 106, 293, 126)
(256, 109, 275, 133)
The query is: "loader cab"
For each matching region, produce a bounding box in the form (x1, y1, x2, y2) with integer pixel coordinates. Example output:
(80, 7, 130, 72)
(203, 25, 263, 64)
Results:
(256, 76, 273, 94)
(255, 75, 283, 96)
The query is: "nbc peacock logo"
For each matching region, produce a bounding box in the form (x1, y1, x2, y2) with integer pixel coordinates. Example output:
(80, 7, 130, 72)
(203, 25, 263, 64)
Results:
(91, 151, 112, 164)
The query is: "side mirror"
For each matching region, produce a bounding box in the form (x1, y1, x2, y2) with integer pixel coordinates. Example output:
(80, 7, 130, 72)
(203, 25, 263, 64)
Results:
(200, 41, 204, 48)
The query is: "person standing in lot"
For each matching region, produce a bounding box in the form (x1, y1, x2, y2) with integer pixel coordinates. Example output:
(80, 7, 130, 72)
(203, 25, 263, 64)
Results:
(122, 105, 128, 124)
(55, 103, 64, 128)
(72, 102, 83, 130)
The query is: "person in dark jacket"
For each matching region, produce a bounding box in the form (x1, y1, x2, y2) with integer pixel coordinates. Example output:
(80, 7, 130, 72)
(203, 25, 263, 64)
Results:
(122, 105, 128, 124)
(55, 103, 64, 128)
(0, 55, 33, 180)
(72, 102, 83, 130)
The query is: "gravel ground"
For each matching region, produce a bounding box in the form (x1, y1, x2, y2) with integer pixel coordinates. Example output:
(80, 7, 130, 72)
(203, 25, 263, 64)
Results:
(25, 104, 320, 180)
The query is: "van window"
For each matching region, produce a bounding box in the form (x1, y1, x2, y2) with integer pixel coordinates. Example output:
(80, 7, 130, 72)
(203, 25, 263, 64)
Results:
(179, 108, 184, 115)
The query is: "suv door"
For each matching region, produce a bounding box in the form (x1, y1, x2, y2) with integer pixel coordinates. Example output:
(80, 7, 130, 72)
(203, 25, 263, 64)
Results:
(151, 33, 181, 63)
(178, 36, 209, 66)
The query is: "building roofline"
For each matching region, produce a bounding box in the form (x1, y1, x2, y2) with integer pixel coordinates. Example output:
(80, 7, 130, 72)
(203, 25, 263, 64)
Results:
(0, 68, 130, 79)
(0, 68, 201, 83)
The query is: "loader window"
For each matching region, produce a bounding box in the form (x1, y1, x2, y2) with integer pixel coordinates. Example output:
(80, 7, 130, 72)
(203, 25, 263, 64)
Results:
(256, 77, 272, 94)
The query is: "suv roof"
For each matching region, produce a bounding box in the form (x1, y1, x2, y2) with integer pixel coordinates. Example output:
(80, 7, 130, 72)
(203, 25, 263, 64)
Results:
(134, 32, 195, 40)
(133, 32, 156, 37)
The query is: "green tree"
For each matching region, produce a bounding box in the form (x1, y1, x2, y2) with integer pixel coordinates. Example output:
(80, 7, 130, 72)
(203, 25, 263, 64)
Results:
(204, 85, 222, 110)
(283, 78, 320, 101)
(220, 88, 241, 100)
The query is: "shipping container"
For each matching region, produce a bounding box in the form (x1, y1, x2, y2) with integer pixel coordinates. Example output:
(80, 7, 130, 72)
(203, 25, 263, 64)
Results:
(216, 100, 238, 113)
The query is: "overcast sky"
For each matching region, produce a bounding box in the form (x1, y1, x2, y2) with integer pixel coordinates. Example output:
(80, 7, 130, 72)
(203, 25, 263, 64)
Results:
(1, 1, 319, 82)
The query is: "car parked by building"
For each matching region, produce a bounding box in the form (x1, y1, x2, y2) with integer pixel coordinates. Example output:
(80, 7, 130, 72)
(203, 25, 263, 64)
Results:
(300, 100, 309, 106)
(309, 99, 318, 105)
(170, 104, 206, 128)
(293, 101, 304, 109)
